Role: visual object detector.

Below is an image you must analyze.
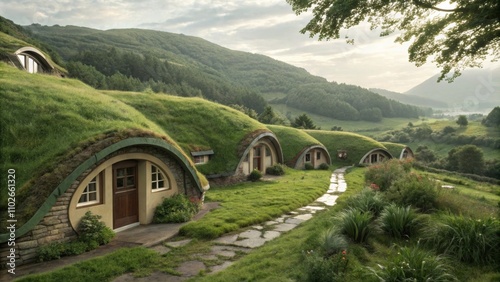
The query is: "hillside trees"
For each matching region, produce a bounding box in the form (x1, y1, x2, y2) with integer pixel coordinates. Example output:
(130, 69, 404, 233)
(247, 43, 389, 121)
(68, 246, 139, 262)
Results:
(287, 0, 500, 81)
(446, 145, 485, 175)
(456, 115, 468, 127)
(291, 113, 318, 129)
(67, 48, 267, 113)
(483, 107, 500, 127)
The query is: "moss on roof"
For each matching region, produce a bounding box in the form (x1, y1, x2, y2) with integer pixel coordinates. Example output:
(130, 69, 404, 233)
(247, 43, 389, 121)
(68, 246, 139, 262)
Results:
(267, 125, 323, 167)
(305, 130, 388, 166)
(381, 142, 408, 159)
(0, 62, 207, 230)
(106, 91, 270, 175)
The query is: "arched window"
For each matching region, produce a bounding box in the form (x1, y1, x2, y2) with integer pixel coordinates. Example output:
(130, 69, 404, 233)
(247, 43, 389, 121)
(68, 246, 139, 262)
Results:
(151, 164, 170, 191)
(78, 174, 102, 207)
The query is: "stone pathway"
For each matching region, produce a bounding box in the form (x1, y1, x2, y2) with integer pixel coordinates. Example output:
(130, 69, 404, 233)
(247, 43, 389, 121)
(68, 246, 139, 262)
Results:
(114, 167, 349, 282)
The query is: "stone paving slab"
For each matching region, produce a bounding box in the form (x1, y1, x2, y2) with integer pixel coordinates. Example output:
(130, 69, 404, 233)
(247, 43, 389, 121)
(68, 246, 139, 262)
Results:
(238, 229, 262, 239)
(316, 194, 339, 206)
(150, 244, 171, 255)
(285, 217, 304, 225)
(273, 223, 298, 232)
(213, 234, 239, 245)
(211, 261, 234, 274)
(263, 231, 281, 240)
(165, 239, 192, 248)
(176, 261, 206, 277)
(294, 213, 313, 221)
(232, 238, 267, 248)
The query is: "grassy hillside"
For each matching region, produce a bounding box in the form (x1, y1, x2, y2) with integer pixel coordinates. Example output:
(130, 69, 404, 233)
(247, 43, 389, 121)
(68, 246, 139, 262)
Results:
(370, 88, 447, 109)
(405, 68, 500, 112)
(24, 23, 426, 122)
(107, 92, 269, 176)
(0, 61, 211, 227)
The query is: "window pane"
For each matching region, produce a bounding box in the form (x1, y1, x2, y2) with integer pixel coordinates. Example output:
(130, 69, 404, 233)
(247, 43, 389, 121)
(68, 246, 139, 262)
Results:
(89, 193, 97, 201)
(152, 173, 157, 181)
(78, 194, 87, 203)
(116, 178, 124, 188)
(127, 176, 135, 187)
(126, 167, 134, 175)
(158, 180, 164, 188)
(117, 169, 125, 177)
(152, 182, 157, 189)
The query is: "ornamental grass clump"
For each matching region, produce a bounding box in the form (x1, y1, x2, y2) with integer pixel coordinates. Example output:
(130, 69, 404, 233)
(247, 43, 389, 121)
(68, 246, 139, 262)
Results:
(377, 204, 425, 238)
(334, 209, 373, 244)
(344, 188, 387, 217)
(423, 214, 500, 265)
(318, 227, 348, 258)
(303, 248, 349, 282)
(369, 245, 457, 282)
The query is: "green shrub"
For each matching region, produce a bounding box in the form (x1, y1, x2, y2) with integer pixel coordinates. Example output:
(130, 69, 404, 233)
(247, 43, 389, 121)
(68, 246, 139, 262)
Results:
(318, 163, 330, 170)
(248, 169, 263, 181)
(369, 245, 456, 281)
(423, 215, 500, 265)
(63, 241, 89, 256)
(345, 188, 387, 217)
(37, 242, 66, 262)
(304, 163, 314, 170)
(364, 159, 406, 191)
(153, 194, 200, 223)
(334, 209, 373, 243)
(78, 211, 115, 246)
(377, 204, 424, 238)
(265, 164, 286, 175)
(385, 172, 439, 212)
(303, 249, 349, 282)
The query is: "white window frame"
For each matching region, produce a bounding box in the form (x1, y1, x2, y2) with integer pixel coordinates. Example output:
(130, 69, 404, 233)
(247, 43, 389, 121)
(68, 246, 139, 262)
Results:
(151, 164, 170, 192)
(77, 176, 100, 207)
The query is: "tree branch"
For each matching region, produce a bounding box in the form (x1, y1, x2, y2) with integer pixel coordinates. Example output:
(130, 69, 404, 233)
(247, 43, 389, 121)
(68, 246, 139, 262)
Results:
(412, 0, 460, 12)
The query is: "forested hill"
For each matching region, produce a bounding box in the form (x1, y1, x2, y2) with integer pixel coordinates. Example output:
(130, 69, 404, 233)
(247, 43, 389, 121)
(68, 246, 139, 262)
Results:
(22, 22, 426, 120)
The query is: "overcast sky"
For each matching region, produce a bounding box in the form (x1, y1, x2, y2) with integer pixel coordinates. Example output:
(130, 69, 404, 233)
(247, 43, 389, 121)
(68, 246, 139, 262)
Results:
(1, 0, 497, 93)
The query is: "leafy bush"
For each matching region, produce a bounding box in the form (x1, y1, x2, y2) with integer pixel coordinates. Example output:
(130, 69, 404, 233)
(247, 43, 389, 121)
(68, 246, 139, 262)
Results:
(303, 249, 349, 282)
(153, 194, 200, 223)
(318, 163, 330, 170)
(377, 204, 424, 238)
(344, 188, 386, 217)
(423, 215, 500, 265)
(265, 164, 286, 175)
(334, 209, 373, 243)
(37, 242, 66, 262)
(369, 245, 456, 281)
(385, 172, 439, 212)
(364, 159, 407, 191)
(78, 211, 115, 246)
(304, 163, 314, 170)
(248, 169, 263, 181)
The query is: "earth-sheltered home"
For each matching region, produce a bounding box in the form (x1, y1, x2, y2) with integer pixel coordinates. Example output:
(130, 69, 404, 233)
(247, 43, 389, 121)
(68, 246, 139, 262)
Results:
(381, 142, 415, 159)
(106, 92, 284, 185)
(305, 130, 394, 166)
(268, 125, 331, 169)
(0, 38, 209, 265)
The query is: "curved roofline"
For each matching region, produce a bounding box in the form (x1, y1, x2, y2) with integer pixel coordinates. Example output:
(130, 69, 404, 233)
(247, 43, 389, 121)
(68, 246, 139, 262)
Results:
(0, 137, 206, 243)
(399, 146, 414, 159)
(14, 46, 54, 70)
(293, 144, 331, 169)
(235, 132, 284, 174)
(358, 148, 393, 164)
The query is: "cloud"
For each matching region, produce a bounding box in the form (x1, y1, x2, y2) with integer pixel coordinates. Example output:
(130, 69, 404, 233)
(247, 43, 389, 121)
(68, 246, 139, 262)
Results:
(0, 0, 471, 92)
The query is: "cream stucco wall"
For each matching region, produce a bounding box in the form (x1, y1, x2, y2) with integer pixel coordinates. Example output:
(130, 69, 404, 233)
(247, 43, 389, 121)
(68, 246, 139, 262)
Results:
(68, 153, 178, 232)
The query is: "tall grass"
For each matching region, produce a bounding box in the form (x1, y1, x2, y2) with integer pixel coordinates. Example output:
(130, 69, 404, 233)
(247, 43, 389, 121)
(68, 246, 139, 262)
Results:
(344, 188, 387, 216)
(377, 204, 425, 238)
(334, 209, 373, 244)
(423, 214, 500, 265)
(368, 245, 457, 282)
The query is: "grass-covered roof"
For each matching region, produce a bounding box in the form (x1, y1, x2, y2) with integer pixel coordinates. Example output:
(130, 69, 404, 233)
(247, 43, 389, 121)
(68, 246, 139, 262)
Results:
(305, 130, 389, 166)
(381, 142, 408, 159)
(107, 92, 270, 176)
(267, 125, 324, 167)
(0, 61, 207, 231)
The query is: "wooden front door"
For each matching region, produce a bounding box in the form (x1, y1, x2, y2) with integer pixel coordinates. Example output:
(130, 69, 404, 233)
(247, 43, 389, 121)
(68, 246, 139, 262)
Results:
(252, 146, 262, 172)
(113, 160, 139, 229)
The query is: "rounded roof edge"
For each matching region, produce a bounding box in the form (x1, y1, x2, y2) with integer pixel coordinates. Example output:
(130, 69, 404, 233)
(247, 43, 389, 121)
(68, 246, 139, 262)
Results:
(0, 137, 205, 243)
(293, 144, 332, 169)
(14, 46, 54, 70)
(358, 148, 393, 164)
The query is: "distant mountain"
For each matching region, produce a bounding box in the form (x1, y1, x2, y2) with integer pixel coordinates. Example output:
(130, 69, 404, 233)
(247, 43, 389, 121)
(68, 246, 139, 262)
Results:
(19, 21, 425, 120)
(405, 68, 500, 112)
(370, 88, 448, 109)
